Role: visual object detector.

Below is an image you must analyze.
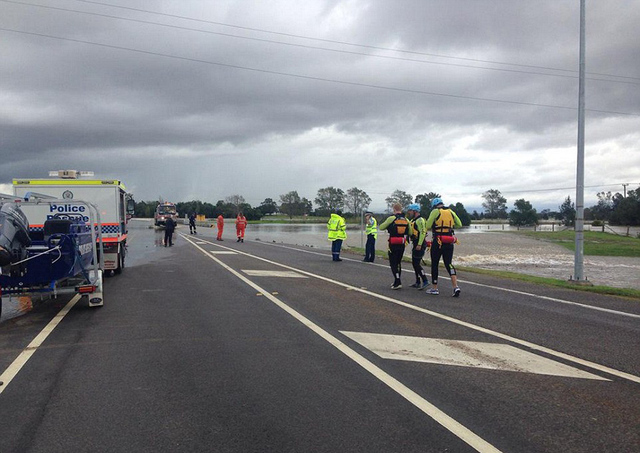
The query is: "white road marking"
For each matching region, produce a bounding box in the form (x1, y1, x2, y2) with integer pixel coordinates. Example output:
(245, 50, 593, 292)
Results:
(184, 235, 640, 384)
(182, 234, 503, 453)
(257, 242, 640, 320)
(0, 294, 82, 395)
(208, 251, 237, 255)
(242, 270, 307, 278)
(342, 332, 607, 380)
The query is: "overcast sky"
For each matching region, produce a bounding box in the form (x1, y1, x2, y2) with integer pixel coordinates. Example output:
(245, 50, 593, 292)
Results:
(1, 0, 639, 212)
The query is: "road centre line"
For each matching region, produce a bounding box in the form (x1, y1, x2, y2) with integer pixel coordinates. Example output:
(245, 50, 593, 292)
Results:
(184, 235, 640, 384)
(0, 294, 82, 396)
(182, 234, 502, 453)
(255, 241, 640, 320)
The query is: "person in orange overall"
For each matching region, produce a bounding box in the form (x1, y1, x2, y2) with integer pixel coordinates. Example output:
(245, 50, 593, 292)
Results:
(235, 213, 247, 242)
(216, 214, 224, 241)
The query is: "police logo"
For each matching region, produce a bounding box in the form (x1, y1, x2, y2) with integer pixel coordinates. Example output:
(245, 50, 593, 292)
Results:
(62, 190, 74, 200)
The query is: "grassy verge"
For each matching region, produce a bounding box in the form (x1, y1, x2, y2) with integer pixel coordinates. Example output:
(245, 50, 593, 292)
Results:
(346, 246, 640, 300)
(513, 230, 640, 257)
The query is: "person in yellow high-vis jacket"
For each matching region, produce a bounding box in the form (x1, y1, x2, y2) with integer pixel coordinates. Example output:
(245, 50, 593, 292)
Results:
(363, 211, 377, 262)
(327, 210, 347, 261)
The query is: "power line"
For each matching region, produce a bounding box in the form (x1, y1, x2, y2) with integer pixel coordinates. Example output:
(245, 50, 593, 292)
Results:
(65, 0, 640, 83)
(4, 0, 639, 86)
(1, 27, 639, 117)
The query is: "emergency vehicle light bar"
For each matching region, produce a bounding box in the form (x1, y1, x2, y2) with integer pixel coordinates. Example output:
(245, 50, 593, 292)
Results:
(48, 170, 95, 179)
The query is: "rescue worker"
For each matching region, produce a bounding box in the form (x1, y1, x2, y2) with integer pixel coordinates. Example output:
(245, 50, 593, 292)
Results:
(189, 212, 197, 235)
(378, 203, 412, 289)
(363, 211, 377, 262)
(236, 212, 247, 242)
(164, 216, 176, 247)
(407, 203, 429, 289)
(425, 197, 462, 297)
(327, 210, 347, 261)
(216, 214, 224, 241)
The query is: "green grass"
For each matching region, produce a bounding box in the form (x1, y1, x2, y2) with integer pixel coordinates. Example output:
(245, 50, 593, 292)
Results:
(514, 230, 640, 257)
(345, 246, 640, 300)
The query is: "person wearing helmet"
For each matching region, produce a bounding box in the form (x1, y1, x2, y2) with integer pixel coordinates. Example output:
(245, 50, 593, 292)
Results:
(425, 197, 462, 297)
(378, 203, 413, 289)
(406, 203, 429, 289)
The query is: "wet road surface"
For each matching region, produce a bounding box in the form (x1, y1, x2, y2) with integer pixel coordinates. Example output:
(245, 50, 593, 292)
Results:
(1, 221, 639, 452)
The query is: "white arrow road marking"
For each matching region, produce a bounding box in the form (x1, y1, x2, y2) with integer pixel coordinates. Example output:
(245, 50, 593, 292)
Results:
(342, 332, 608, 381)
(242, 270, 308, 278)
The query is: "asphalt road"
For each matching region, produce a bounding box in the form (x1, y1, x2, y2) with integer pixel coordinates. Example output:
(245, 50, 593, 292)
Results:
(1, 221, 639, 452)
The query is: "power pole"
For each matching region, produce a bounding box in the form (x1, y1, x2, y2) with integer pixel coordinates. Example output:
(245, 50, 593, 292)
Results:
(622, 183, 628, 198)
(573, 0, 586, 283)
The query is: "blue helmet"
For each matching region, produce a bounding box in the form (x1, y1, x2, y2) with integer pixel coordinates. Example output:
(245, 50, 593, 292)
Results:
(407, 203, 420, 212)
(431, 197, 444, 208)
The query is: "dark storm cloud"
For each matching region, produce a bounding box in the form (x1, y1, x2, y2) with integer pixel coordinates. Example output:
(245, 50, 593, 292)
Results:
(0, 0, 639, 207)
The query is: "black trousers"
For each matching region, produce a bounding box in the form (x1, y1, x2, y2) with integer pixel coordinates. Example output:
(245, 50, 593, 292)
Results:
(430, 241, 455, 285)
(388, 244, 405, 282)
(411, 245, 427, 282)
(364, 234, 376, 262)
(331, 239, 343, 260)
(164, 229, 174, 246)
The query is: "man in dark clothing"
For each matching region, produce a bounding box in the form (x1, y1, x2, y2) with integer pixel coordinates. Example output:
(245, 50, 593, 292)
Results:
(164, 217, 176, 246)
(189, 213, 197, 234)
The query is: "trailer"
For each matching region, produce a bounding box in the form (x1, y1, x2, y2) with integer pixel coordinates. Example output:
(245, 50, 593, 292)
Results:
(13, 171, 134, 274)
(0, 193, 104, 318)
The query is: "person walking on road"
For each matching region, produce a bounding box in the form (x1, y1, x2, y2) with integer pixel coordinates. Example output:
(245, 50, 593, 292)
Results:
(189, 212, 197, 235)
(378, 203, 412, 290)
(407, 203, 429, 289)
(236, 213, 247, 242)
(216, 214, 224, 241)
(363, 211, 377, 262)
(164, 216, 176, 247)
(327, 210, 347, 261)
(425, 197, 462, 297)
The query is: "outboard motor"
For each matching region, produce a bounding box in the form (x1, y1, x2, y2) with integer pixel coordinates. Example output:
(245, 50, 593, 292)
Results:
(0, 203, 32, 275)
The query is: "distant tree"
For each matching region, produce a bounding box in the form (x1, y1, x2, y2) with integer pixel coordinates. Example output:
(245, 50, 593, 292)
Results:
(509, 199, 538, 226)
(385, 189, 413, 212)
(589, 191, 614, 222)
(344, 187, 371, 216)
(451, 202, 471, 226)
(482, 189, 508, 219)
(258, 198, 278, 216)
(300, 197, 313, 216)
(315, 187, 345, 216)
(224, 194, 246, 215)
(559, 196, 576, 227)
(470, 210, 483, 221)
(610, 187, 640, 226)
(538, 209, 551, 221)
(415, 192, 441, 217)
(279, 191, 310, 219)
(134, 200, 159, 218)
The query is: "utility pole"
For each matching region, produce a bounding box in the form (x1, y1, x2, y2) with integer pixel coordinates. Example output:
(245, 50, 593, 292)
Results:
(573, 0, 586, 283)
(622, 183, 628, 198)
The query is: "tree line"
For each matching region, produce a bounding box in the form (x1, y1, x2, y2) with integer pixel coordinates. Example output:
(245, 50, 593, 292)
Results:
(133, 185, 640, 226)
(480, 187, 640, 226)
